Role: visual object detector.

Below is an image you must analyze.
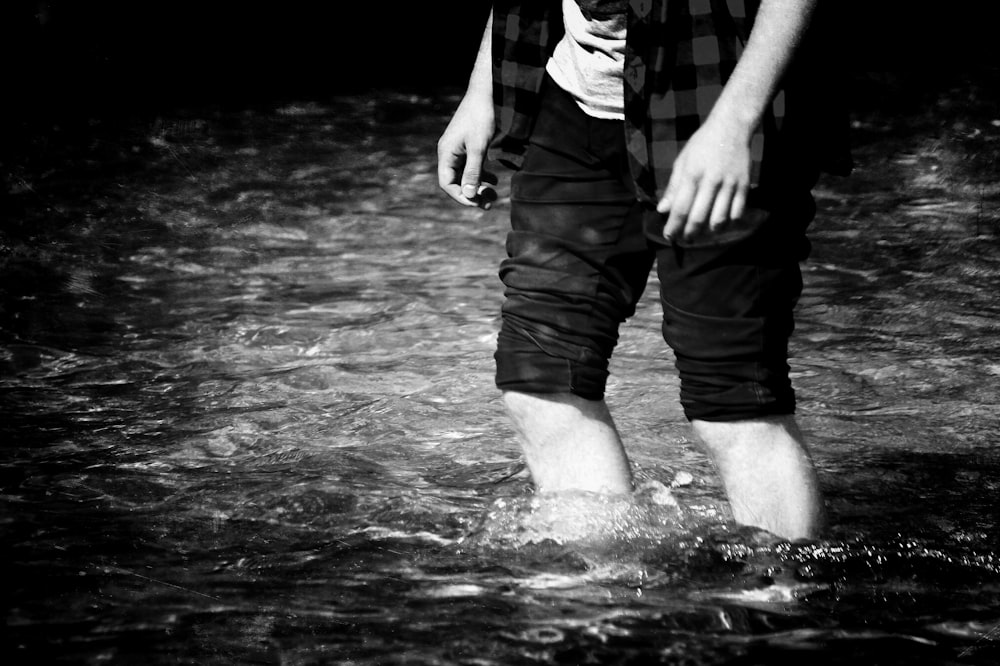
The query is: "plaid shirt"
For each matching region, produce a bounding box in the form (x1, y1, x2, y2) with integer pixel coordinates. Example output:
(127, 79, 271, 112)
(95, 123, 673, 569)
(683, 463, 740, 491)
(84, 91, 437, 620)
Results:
(490, 0, 851, 204)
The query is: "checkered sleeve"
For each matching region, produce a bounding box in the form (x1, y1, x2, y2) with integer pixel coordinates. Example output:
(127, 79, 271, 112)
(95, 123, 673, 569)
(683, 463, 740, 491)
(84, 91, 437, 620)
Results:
(491, 0, 849, 194)
(488, 1, 564, 169)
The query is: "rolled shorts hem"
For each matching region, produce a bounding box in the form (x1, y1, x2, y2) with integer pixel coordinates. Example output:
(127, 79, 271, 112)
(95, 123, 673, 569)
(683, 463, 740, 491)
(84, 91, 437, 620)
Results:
(495, 348, 608, 401)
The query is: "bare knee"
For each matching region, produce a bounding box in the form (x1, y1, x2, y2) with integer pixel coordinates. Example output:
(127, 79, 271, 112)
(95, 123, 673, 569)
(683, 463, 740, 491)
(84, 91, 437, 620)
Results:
(692, 415, 802, 457)
(502, 390, 608, 421)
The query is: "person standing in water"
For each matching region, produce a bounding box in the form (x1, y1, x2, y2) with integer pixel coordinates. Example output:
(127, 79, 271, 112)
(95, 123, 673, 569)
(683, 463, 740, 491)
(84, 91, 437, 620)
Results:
(437, 0, 851, 540)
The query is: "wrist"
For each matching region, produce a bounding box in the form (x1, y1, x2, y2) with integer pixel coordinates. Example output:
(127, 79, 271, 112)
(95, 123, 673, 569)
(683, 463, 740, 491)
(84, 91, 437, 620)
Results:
(707, 95, 763, 141)
(460, 90, 495, 119)
(464, 83, 493, 103)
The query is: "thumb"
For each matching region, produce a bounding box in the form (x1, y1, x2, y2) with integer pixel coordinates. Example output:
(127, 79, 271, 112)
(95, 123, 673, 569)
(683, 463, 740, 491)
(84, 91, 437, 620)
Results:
(460, 148, 485, 199)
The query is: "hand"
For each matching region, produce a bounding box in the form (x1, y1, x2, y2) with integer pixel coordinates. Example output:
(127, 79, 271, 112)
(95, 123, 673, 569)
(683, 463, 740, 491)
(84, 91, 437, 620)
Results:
(437, 93, 498, 210)
(656, 116, 753, 243)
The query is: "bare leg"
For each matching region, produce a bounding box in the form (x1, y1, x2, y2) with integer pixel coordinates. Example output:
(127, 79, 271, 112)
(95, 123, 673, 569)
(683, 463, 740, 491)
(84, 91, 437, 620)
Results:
(692, 415, 824, 540)
(502, 391, 633, 495)
(502, 391, 821, 538)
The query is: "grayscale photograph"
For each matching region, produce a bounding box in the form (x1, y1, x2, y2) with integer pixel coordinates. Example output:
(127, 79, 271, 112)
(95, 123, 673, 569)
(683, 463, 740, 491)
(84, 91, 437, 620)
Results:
(2, 1, 999, 663)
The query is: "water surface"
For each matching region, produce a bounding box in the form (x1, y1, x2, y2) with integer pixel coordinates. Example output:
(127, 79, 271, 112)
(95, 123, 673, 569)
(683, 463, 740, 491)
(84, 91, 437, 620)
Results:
(3, 81, 1000, 664)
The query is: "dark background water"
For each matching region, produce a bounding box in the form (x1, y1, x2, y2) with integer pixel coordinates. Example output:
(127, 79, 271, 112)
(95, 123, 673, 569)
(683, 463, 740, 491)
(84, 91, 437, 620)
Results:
(2, 0, 999, 114)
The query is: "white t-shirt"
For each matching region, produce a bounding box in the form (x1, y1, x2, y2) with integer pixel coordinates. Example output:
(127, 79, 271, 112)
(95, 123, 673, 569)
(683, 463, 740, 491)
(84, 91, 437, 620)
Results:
(545, 0, 628, 120)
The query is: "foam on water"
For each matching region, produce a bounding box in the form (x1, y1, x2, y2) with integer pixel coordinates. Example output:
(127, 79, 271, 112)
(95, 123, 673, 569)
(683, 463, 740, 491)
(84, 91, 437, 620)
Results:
(464, 481, 686, 550)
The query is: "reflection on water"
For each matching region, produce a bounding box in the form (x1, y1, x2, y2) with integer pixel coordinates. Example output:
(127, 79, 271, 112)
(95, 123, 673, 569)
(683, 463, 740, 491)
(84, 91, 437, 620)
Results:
(3, 82, 1000, 664)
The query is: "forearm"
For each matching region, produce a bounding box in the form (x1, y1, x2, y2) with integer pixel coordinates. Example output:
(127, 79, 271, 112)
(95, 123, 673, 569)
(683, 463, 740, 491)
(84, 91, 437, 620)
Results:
(708, 0, 818, 134)
(436, 8, 497, 208)
(465, 10, 494, 99)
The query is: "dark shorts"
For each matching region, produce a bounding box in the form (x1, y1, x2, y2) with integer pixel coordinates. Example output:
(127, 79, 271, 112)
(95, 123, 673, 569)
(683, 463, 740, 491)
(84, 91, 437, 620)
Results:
(495, 76, 817, 422)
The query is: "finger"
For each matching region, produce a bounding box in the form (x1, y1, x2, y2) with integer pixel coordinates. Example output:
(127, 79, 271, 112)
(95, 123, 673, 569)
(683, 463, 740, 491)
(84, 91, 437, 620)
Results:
(684, 180, 720, 240)
(729, 184, 748, 221)
(709, 181, 736, 231)
(436, 150, 459, 191)
(460, 148, 486, 200)
(438, 149, 477, 206)
(663, 178, 697, 241)
(656, 172, 679, 215)
(439, 179, 476, 207)
(657, 155, 686, 215)
(656, 189, 672, 215)
(440, 181, 476, 207)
